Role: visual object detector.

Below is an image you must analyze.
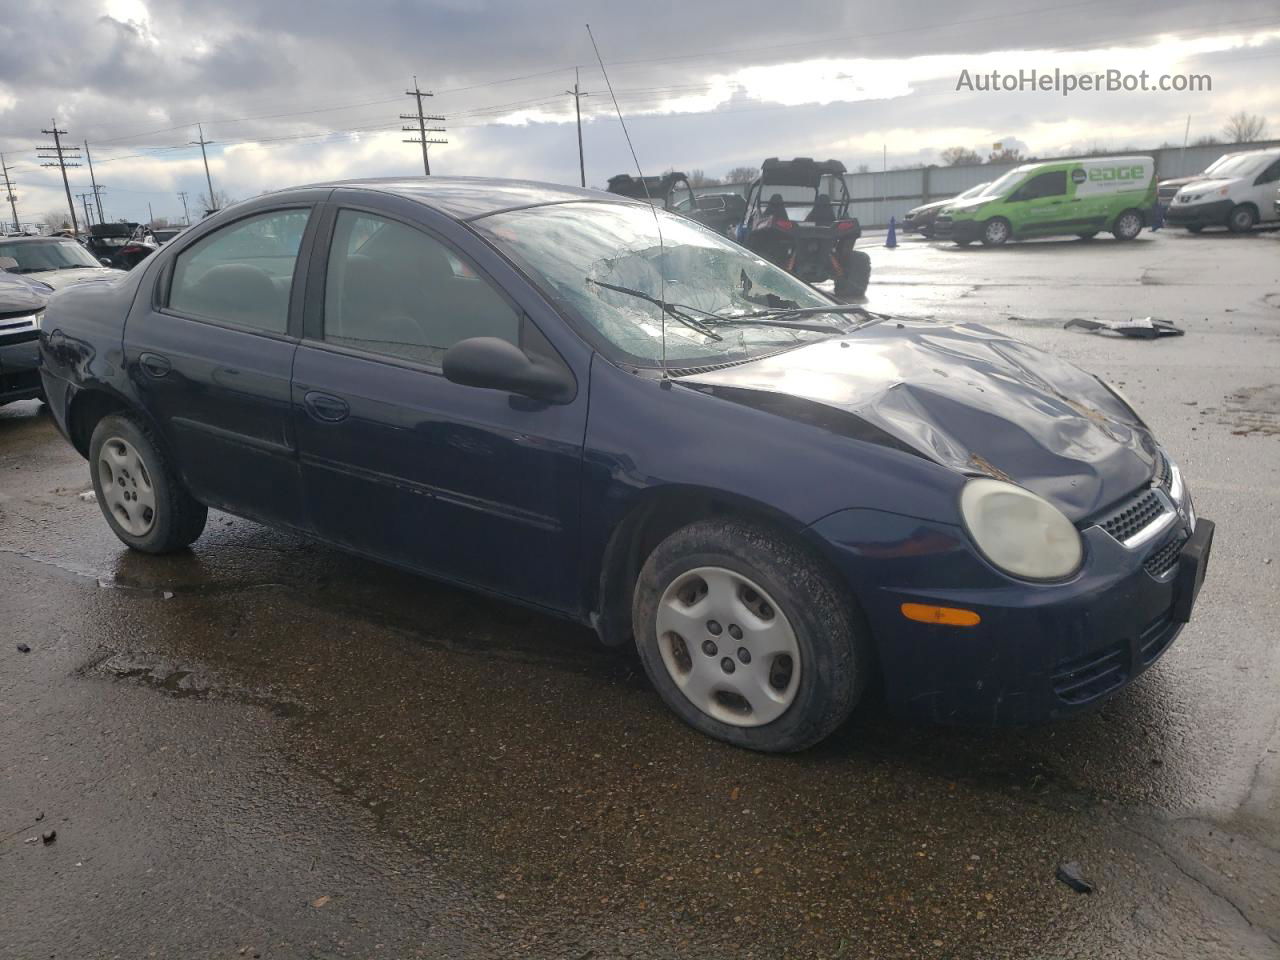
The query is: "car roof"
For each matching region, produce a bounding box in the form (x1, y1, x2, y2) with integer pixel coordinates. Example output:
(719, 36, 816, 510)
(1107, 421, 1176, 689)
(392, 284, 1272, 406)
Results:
(285, 176, 638, 221)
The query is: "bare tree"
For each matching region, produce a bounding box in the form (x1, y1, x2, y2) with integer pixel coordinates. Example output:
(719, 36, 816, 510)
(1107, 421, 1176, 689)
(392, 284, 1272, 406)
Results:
(42, 208, 72, 232)
(724, 166, 757, 184)
(197, 188, 235, 216)
(1192, 134, 1222, 147)
(855, 163, 871, 174)
(1222, 112, 1267, 143)
(940, 146, 982, 166)
(987, 146, 1025, 164)
(687, 169, 722, 187)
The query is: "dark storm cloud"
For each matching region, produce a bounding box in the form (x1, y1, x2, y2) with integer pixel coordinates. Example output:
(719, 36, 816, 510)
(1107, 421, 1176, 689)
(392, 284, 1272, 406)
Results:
(2, 0, 1277, 223)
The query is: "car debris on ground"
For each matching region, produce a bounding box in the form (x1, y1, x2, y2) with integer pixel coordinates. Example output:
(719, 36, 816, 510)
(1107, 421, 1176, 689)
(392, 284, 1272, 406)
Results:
(1065, 316, 1185, 338)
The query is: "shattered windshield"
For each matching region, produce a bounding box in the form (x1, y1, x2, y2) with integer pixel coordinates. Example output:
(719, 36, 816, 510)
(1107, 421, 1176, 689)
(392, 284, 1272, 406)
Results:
(473, 201, 842, 368)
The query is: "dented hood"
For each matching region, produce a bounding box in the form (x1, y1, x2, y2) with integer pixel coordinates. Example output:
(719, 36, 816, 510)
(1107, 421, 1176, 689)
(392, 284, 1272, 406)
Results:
(683, 320, 1159, 521)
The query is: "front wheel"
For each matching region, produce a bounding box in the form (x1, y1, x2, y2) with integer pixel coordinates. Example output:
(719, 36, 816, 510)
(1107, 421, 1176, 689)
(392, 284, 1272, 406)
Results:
(632, 519, 869, 752)
(1112, 209, 1143, 241)
(981, 218, 1011, 246)
(89, 413, 208, 553)
(1227, 205, 1256, 234)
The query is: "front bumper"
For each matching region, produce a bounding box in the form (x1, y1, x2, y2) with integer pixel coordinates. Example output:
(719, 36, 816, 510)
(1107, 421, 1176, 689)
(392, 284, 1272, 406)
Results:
(1165, 198, 1232, 227)
(0, 334, 42, 403)
(808, 490, 1211, 725)
(933, 217, 984, 243)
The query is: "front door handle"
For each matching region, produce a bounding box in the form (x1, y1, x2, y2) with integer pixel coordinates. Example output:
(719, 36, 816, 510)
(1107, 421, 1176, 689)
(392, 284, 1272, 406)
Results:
(303, 391, 350, 423)
(139, 352, 171, 378)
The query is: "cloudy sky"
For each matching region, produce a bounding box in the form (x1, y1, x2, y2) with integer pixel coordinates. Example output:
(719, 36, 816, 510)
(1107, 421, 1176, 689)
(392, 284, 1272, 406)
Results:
(2, 0, 1278, 226)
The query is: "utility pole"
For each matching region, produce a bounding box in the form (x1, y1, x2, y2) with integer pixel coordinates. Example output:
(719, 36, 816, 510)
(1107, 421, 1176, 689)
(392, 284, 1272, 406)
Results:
(38, 120, 81, 236)
(190, 123, 217, 212)
(565, 67, 590, 187)
(177, 190, 190, 225)
(1180, 114, 1191, 175)
(147, 202, 155, 225)
(401, 77, 447, 175)
(0, 154, 18, 232)
(84, 140, 105, 221)
(77, 191, 94, 227)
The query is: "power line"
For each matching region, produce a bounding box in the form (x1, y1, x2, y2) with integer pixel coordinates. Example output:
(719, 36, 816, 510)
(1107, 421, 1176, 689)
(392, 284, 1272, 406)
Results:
(401, 77, 447, 175)
(38, 120, 81, 236)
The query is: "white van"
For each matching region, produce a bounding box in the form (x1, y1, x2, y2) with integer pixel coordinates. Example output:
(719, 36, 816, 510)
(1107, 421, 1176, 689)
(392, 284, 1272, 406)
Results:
(1166, 148, 1280, 233)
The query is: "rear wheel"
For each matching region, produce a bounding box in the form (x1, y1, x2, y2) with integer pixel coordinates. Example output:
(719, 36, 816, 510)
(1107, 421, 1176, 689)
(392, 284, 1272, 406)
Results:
(1227, 205, 1256, 234)
(981, 218, 1011, 246)
(89, 413, 207, 553)
(633, 519, 869, 752)
(1112, 209, 1143, 241)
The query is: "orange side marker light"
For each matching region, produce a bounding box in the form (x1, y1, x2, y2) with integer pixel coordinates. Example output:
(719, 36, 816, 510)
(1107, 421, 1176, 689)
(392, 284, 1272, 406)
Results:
(900, 603, 981, 627)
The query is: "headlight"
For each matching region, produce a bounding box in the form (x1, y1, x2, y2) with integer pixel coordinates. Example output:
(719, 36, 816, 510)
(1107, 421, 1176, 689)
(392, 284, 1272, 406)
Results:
(960, 478, 1083, 580)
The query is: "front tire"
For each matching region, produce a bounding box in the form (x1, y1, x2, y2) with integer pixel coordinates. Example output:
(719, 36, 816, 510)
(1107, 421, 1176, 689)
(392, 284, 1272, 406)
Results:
(632, 519, 869, 752)
(1227, 204, 1256, 234)
(981, 218, 1011, 246)
(1112, 209, 1143, 241)
(89, 413, 208, 553)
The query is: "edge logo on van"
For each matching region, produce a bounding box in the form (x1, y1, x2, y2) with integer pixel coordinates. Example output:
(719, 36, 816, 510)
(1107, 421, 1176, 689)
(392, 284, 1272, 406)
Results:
(1088, 166, 1146, 182)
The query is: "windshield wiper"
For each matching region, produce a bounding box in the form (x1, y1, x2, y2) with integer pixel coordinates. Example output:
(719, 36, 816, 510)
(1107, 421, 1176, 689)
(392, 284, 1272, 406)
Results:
(588, 278, 842, 335)
(588, 278, 723, 340)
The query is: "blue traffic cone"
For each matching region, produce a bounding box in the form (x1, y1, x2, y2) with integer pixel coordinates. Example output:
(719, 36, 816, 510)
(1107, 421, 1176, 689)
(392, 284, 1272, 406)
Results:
(886, 216, 898, 248)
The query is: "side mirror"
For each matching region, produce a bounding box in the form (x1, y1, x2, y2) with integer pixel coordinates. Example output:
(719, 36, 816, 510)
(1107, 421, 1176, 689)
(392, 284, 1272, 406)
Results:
(442, 337, 575, 404)
(99, 258, 112, 266)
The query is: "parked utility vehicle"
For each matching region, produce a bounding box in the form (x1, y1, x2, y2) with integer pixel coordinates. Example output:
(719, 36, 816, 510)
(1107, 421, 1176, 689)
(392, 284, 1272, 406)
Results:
(934, 156, 1157, 246)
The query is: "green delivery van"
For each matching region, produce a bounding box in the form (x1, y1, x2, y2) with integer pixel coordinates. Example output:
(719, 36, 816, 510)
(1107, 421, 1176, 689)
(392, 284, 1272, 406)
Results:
(933, 156, 1157, 246)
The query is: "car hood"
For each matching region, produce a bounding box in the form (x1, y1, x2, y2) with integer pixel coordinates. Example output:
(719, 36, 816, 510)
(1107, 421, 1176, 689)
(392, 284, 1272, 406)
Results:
(24, 266, 126, 290)
(905, 198, 952, 216)
(681, 320, 1158, 521)
(0, 276, 50, 311)
(1175, 177, 1241, 196)
(941, 196, 994, 215)
(1159, 174, 1214, 189)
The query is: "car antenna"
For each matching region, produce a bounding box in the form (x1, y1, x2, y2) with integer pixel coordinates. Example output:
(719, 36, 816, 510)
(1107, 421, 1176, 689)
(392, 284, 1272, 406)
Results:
(585, 23, 670, 383)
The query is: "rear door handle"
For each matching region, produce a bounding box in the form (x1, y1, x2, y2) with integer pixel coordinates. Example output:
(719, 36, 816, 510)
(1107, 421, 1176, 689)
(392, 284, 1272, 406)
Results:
(139, 352, 171, 378)
(303, 391, 350, 423)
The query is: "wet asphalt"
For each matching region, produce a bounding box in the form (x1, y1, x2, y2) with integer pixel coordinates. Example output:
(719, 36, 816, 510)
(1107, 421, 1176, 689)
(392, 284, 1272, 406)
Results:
(2, 228, 1278, 960)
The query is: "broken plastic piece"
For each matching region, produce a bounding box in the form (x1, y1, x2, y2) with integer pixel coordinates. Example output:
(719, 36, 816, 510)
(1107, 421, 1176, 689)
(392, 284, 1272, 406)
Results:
(1064, 317, 1184, 339)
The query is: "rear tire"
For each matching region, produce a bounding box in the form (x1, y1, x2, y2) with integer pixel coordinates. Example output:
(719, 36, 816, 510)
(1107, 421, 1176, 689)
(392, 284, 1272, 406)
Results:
(1111, 209, 1143, 241)
(1227, 205, 1256, 234)
(89, 413, 207, 553)
(981, 218, 1011, 246)
(632, 519, 869, 752)
(833, 249, 871, 299)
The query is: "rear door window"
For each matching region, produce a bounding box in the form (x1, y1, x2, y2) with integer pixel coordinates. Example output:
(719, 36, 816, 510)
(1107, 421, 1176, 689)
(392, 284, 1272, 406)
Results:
(168, 209, 311, 333)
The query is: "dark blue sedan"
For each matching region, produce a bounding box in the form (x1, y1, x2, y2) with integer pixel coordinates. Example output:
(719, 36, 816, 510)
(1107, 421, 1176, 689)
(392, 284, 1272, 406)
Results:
(37, 178, 1213, 751)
